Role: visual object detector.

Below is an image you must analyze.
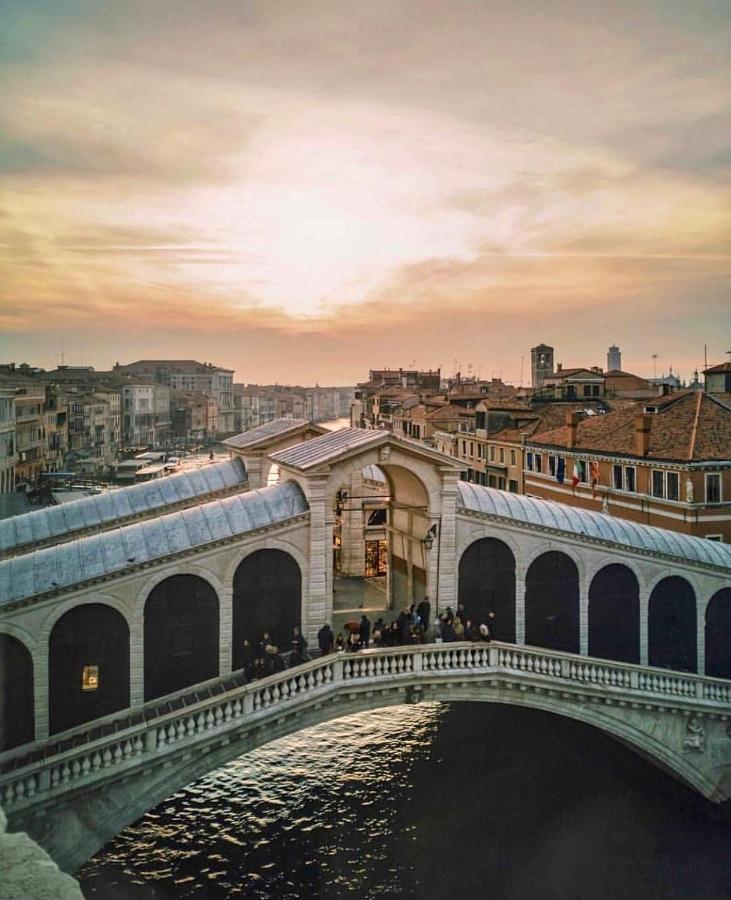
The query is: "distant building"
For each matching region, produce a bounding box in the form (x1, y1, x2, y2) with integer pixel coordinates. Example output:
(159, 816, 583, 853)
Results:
(114, 360, 235, 435)
(531, 344, 554, 390)
(607, 344, 622, 371)
(525, 390, 731, 541)
(704, 360, 731, 395)
(0, 387, 16, 494)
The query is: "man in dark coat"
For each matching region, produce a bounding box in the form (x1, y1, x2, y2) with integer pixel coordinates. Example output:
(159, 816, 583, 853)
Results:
(417, 598, 431, 633)
(318, 623, 334, 656)
(359, 615, 371, 649)
(291, 626, 308, 665)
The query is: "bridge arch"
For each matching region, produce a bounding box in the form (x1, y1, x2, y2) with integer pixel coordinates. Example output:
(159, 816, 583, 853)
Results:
(705, 588, 731, 680)
(37, 677, 725, 874)
(0, 633, 34, 751)
(49, 603, 130, 735)
(588, 564, 640, 663)
(231, 548, 302, 664)
(648, 576, 697, 673)
(458, 537, 516, 640)
(525, 550, 580, 652)
(144, 575, 220, 702)
(135, 566, 225, 620)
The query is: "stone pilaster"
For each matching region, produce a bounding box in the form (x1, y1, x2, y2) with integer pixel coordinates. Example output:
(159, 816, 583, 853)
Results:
(33, 647, 48, 743)
(515, 567, 526, 645)
(436, 472, 460, 615)
(129, 617, 144, 709)
(579, 571, 589, 656)
(243, 455, 265, 491)
(639, 587, 650, 666)
(302, 476, 332, 643)
(219, 587, 233, 677)
(696, 596, 706, 676)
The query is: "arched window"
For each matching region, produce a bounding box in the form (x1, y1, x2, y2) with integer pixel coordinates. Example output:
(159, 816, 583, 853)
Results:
(706, 588, 731, 679)
(458, 538, 516, 641)
(49, 604, 130, 735)
(232, 550, 301, 668)
(525, 551, 579, 652)
(144, 576, 219, 701)
(0, 634, 34, 750)
(648, 577, 696, 672)
(588, 565, 640, 663)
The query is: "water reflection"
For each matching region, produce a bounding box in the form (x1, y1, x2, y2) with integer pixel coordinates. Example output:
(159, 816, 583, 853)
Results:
(79, 703, 731, 899)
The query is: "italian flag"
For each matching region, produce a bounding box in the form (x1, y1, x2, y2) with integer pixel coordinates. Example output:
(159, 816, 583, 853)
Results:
(571, 464, 580, 487)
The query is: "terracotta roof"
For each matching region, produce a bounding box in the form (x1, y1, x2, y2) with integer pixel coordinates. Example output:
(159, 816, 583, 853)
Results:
(529, 391, 731, 461)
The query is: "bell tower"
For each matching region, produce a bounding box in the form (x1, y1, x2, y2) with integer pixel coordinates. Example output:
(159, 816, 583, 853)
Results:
(531, 344, 554, 389)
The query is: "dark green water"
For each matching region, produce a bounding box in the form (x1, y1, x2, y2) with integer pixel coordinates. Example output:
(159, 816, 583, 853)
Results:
(78, 703, 731, 899)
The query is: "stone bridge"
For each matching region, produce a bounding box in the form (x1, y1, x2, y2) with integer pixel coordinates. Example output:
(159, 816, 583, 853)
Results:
(1, 642, 730, 874)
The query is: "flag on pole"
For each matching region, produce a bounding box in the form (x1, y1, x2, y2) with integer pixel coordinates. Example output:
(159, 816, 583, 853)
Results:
(590, 461, 600, 497)
(571, 463, 580, 488)
(556, 457, 565, 484)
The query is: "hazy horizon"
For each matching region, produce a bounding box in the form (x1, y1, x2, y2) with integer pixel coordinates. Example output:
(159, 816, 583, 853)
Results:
(2, 0, 729, 383)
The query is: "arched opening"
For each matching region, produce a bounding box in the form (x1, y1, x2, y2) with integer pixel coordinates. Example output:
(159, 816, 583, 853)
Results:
(705, 588, 731, 679)
(0, 634, 34, 750)
(458, 538, 516, 640)
(648, 577, 696, 673)
(49, 604, 130, 735)
(525, 551, 579, 652)
(232, 550, 301, 665)
(333, 464, 390, 615)
(588, 564, 640, 663)
(144, 576, 219, 702)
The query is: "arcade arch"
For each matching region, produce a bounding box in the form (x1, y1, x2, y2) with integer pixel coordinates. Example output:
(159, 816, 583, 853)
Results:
(648, 577, 696, 672)
(144, 575, 219, 702)
(458, 538, 516, 641)
(0, 633, 34, 751)
(525, 551, 580, 652)
(705, 588, 731, 679)
(588, 564, 640, 663)
(49, 603, 129, 735)
(232, 549, 302, 665)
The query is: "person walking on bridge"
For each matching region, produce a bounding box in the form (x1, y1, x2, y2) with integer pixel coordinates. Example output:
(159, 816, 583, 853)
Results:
(318, 623, 334, 656)
(359, 614, 371, 649)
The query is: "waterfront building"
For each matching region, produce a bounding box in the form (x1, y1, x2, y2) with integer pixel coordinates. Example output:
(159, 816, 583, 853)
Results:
(114, 360, 236, 435)
(0, 387, 16, 494)
(525, 390, 731, 541)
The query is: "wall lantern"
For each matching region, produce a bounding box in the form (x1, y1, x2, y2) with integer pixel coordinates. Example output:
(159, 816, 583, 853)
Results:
(422, 523, 438, 551)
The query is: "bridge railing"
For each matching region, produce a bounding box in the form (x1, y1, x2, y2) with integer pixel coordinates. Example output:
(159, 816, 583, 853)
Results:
(2, 641, 729, 813)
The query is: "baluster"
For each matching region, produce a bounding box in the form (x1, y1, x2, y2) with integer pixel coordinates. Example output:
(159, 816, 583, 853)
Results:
(91, 752, 103, 771)
(81, 756, 91, 777)
(134, 735, 145, 754)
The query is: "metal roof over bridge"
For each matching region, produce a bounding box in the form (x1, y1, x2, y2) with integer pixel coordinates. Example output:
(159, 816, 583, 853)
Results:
(0, 459, 247, 556)
(0, 481, 308, 607)
(457, 481, 731, 571)
(223, 418, 327, 450)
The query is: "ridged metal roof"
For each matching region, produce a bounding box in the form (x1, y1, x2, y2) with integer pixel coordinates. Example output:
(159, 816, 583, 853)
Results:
(223, 418, 313, 449)
(0, 459, 247, 555)
(270, 427, 383, 470)
(457, 481, 731, 570)
(0, 481, 308, 608)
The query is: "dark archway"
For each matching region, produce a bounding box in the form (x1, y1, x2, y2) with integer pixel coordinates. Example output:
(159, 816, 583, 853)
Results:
(0, 634, 34, 750)
(232, 550, 301, 667)
(49, 604, 130, 735)
(144, 576, 219, 702)
(525, 551, 579, 652)
(458, 538, 516, 641)
(648, 577, 697, 673)
(706, 588, 731, 679)
(588, 564, 640, 663)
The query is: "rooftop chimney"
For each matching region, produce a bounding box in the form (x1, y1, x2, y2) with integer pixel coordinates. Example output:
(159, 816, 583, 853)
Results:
(565, 410, 581, 446)
(634, 413, 652, 457)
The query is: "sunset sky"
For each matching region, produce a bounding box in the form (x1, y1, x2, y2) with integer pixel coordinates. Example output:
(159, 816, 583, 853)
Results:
(1, 0, 729, 384)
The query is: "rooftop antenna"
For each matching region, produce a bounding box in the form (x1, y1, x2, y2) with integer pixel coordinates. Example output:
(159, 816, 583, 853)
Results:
(520, 355, 524, 388)
(60, 338, 64, 367)
(651, 353, 658, 379)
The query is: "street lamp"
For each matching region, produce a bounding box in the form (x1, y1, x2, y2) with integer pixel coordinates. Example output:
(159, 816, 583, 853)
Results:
(421, 523, 438, 551)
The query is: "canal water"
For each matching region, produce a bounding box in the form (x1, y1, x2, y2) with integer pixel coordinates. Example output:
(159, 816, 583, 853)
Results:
(79, 703, 731, 899)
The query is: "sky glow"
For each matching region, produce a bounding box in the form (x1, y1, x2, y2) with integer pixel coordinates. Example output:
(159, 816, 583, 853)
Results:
(1, 1, 729, 382)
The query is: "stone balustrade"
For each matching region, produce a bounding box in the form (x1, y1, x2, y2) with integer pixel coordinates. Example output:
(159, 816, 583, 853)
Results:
(2, 641, 729, 820)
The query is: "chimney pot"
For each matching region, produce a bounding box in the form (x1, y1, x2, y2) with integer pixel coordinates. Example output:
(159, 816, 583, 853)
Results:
(634, 413, 651, 457)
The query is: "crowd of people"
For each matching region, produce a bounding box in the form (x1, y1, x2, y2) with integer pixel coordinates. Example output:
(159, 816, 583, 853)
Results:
(240, 601, 497, 681)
